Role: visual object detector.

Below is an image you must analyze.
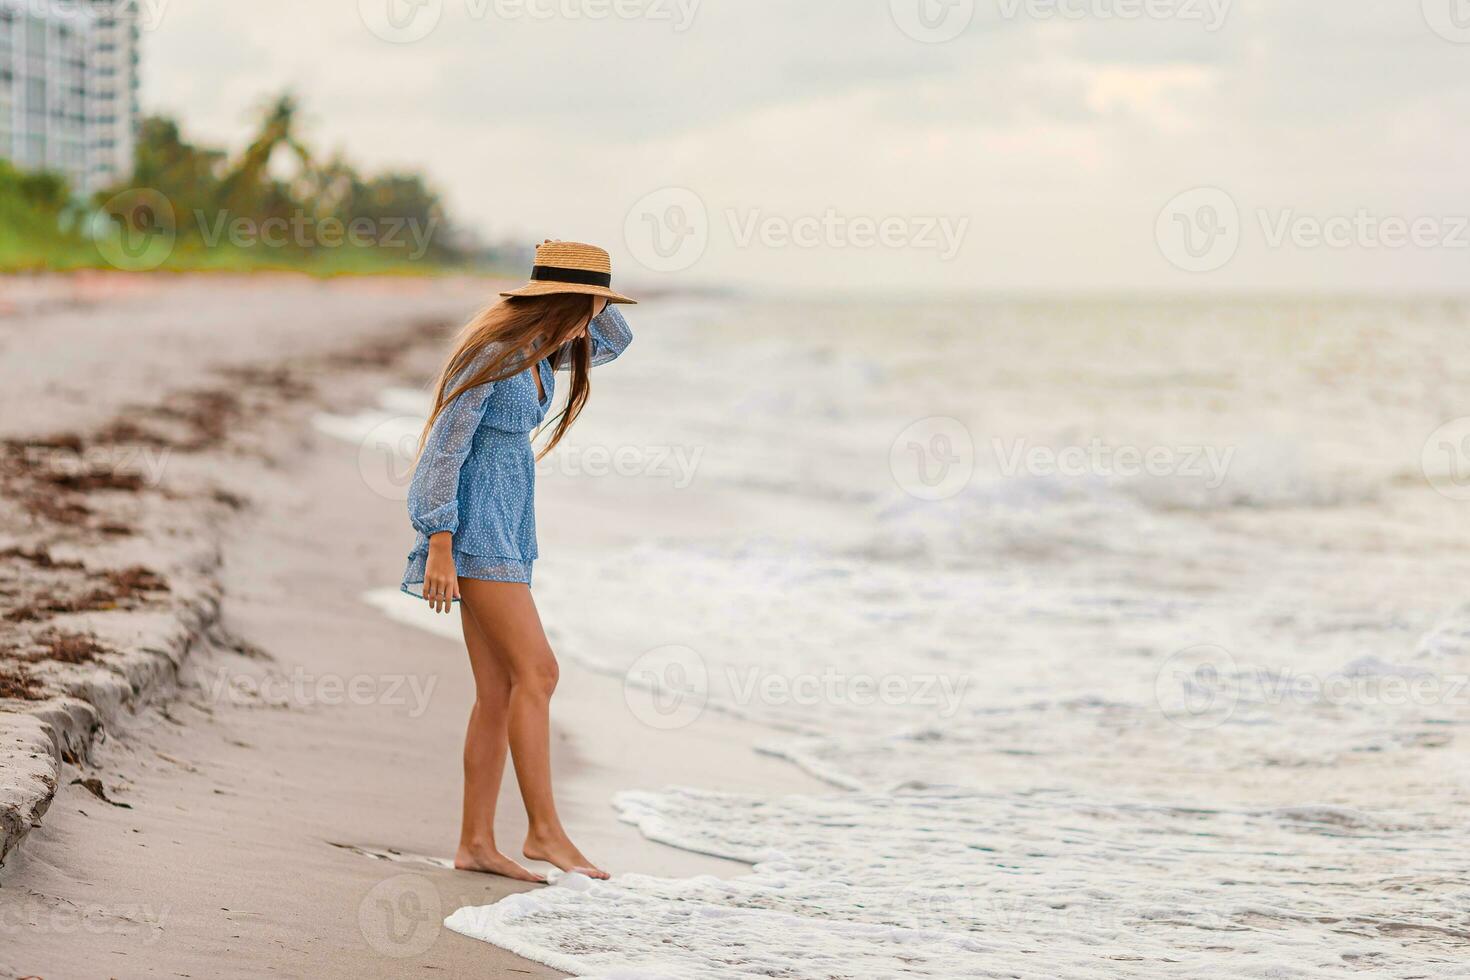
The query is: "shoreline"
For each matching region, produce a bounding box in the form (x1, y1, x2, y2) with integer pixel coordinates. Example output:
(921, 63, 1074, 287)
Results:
(0, 275, 826, 977)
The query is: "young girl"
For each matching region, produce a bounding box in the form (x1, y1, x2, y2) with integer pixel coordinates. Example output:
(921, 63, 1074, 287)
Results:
(403, 241, 634, 882)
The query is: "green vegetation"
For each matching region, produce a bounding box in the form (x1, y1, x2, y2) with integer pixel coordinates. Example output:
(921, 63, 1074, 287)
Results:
(0, 160, 96, 269)
(2, 93, 509, 276)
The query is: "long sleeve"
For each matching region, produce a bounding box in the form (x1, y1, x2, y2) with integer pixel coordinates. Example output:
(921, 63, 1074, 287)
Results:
(407, 371, 495, 537)
(584, 305, 634, 367)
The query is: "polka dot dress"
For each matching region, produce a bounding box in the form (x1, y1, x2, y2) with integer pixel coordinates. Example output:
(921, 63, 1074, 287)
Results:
(401, 306, 633, 598)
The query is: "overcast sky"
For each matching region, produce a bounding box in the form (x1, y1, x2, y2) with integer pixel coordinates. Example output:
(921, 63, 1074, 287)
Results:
(138, 0, 1470, 294)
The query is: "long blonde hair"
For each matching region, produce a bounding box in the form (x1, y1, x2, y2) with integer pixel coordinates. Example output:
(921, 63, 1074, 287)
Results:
(420, 294, 595, 460)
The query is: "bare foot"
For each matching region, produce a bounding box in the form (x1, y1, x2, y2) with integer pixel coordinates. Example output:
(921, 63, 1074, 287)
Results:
(455, 843, 547, 882)
(523, 830, 610, 880)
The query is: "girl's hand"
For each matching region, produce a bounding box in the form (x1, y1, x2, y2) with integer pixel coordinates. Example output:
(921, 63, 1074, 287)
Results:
(424, 533, 460, 614)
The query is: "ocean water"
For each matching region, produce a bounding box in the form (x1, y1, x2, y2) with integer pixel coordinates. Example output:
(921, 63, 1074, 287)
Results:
(331, 295, 1470, 977)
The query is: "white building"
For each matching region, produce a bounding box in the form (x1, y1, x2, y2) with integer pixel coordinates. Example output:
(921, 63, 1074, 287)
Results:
(0, 0, 140, 196)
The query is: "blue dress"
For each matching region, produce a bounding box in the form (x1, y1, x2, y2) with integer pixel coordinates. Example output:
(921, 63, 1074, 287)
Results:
(401, 305, 633, 596)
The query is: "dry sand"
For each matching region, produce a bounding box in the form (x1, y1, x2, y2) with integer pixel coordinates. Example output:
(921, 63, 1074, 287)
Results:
(0, 275, 823, 978)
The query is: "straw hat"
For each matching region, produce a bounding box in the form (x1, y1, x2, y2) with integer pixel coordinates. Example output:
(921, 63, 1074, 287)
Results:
(499, 240, 637, 305)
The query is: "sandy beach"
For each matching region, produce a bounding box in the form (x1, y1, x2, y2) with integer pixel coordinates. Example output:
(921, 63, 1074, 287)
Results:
(4, 0, 1467, 974)
(0, 275, 824, 978)
(4, 277, 1468, 978)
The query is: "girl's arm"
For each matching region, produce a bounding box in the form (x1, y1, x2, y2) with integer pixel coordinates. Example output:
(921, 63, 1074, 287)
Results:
(408, 376, 495, 537)
(584, 304, 634, 367)
(408, 370, 495, 611)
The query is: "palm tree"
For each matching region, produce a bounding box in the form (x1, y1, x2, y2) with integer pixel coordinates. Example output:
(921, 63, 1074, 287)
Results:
(215, 93, 312, 215)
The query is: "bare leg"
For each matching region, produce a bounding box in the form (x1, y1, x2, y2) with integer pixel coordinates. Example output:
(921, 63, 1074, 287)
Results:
(454, 597, 545, 882)
(458, 578, 609, 879)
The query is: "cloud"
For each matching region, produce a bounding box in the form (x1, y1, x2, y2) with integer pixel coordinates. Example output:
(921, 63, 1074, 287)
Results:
(138, 1, 1470, 291)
